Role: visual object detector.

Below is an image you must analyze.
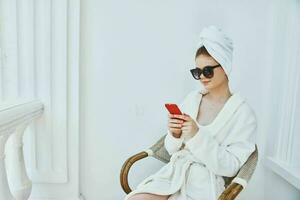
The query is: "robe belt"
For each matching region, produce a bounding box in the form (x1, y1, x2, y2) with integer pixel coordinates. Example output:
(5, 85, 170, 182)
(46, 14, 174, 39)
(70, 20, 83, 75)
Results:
(170, 149, 206, 167)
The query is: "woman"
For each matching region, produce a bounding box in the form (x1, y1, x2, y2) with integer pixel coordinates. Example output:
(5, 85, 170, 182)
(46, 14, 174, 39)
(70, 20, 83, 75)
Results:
(125, 25, 257, 200)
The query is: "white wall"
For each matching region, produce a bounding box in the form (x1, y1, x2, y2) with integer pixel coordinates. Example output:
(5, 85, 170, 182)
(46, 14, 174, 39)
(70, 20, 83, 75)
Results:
(79, 0, 274, 200)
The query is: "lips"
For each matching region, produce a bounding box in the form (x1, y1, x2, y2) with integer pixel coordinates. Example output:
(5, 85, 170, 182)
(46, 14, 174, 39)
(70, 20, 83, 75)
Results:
(202, 81, 210, 84)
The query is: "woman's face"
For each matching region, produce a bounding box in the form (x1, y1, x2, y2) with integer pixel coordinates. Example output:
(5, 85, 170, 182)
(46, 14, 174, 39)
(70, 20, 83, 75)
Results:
(195, 54, 228, 90)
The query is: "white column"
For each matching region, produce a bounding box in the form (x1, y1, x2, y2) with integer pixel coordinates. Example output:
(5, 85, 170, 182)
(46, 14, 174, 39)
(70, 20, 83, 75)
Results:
(6, 124, 32, 200)
(0, 0, 80, 198)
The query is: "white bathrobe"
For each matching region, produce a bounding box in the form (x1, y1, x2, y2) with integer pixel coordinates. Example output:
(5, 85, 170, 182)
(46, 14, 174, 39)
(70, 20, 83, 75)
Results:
(124, 89, 257, 200)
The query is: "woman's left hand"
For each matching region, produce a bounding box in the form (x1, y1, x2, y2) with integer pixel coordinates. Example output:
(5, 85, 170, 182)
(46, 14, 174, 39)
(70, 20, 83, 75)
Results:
(173, 113, 199, 137)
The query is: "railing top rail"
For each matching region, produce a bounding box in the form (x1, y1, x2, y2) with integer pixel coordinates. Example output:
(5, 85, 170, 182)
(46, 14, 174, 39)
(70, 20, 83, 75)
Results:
(0, 100, 44, 136)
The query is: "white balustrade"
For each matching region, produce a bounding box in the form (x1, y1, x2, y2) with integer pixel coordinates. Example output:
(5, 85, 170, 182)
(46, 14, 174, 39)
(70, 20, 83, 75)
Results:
(0, 100, 44, 200)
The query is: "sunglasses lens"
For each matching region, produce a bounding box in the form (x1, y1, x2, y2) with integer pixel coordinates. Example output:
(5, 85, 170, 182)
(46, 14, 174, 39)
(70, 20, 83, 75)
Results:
(191, 69, 201, 79)
(203, 67, 213, 78)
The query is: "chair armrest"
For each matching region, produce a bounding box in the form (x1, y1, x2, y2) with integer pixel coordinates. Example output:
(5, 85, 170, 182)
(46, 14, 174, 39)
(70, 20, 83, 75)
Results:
(218, 182, 243, 200)
(219, 145, 258, 200)
(120, 151, 149, 194)
(231, 145, 258, 188)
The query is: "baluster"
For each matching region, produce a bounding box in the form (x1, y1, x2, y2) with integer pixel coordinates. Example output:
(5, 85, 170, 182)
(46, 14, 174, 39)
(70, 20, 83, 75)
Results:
(6, 123, 32, 200)
(0, 133, 15, 200)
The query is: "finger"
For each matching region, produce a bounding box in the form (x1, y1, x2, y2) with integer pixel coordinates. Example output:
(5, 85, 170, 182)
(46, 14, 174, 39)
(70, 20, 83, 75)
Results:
(170, 127, 182, 133)
(170, 127, 181, 132)
(173, 114, 189, 121)
(170, 127, 181, 131)
(183, 114, 191, 121)
(169, 121, 184, 125)
(170, 128, 181, 134)
(183, 112, 190, 116)
(169, 119, 184, 124)
(169, 123, 183, 128)
(182, 121, 192, 127)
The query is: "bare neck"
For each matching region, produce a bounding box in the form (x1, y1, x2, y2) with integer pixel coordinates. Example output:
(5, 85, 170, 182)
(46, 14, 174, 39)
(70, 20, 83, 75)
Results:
(204, 83, 232, 103)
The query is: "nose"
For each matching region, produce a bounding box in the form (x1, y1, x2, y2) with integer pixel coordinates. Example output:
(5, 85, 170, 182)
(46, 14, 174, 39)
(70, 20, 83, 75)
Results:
(200, 73, 210, 81)
(200, 72, 206, 79)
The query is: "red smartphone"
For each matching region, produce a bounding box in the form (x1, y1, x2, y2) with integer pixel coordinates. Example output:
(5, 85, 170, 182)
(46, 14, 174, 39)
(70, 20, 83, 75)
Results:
(165, 103, 183, 115)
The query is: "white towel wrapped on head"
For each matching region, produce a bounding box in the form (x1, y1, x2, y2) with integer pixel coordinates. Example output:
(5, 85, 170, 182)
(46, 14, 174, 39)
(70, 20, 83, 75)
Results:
(196, 25, 234, 78)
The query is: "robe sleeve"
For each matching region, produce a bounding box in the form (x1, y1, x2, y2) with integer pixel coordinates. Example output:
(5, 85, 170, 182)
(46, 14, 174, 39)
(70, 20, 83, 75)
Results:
(184, 107, 257, 177)
(164, 130, 184, 155)
(164, 90, 197, 156)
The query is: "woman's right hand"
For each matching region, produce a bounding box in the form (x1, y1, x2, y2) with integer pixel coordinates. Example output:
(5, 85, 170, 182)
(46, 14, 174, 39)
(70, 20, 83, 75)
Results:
(168, 113, 184, 138)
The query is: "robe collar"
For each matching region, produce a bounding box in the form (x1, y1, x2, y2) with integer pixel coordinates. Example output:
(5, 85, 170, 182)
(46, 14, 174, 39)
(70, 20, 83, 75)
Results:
(186, 88, 245, 135)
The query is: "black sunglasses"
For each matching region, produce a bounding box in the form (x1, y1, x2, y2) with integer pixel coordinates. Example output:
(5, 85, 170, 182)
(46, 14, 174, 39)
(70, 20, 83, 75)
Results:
(190, 64, 221, 79)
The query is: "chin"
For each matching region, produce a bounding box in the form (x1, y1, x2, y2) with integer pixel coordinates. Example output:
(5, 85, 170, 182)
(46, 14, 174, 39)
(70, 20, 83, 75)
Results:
(203, 84, 215, 91)
(203, 84, 212, 88)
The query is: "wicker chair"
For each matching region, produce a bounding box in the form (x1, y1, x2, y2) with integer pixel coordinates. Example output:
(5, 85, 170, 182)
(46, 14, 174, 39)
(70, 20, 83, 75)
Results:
(120, 134, 258, 200)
